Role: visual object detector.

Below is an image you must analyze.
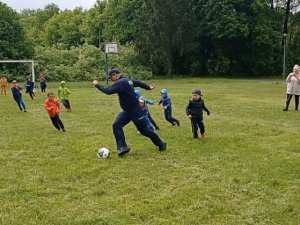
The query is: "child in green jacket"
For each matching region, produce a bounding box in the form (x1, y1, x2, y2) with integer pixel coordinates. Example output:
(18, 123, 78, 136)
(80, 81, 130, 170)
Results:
(58, 81, 71, 112)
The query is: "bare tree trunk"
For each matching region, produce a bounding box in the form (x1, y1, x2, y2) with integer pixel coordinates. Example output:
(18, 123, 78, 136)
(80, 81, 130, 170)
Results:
(282, 0, 291, 45)
(268, 0, 274, 9)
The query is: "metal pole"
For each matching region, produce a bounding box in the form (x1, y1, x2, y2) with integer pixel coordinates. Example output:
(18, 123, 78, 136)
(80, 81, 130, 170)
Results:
(283, 33, 287, 79)
(31, 61, 35, 83)
(105, 53, 109, 84)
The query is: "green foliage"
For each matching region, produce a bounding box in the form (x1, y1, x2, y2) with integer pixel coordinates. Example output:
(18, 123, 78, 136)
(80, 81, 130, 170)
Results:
(34, 45, 104, 81)
(4, 0, 300, 78)
(44, 9, 85, 49)
(0, 2, 33, 60)
(0, 79, 299, 224)
(109, 44, 153, 80)
(195, 0, 284, 76)
(20, 4, 60, 46)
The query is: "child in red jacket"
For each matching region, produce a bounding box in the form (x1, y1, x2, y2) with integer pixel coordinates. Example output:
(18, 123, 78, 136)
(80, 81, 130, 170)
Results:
(44, 92, 66, 132)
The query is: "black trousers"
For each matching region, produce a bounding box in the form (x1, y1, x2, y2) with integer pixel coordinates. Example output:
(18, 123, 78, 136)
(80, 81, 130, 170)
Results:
(164, 109, 179, 125)
(61, 99, 71, 109)
(112, 111, 163, 150)
(190, 117, 205, 138)
(285, 94, 299, 110)
(50, 115, 65, 130)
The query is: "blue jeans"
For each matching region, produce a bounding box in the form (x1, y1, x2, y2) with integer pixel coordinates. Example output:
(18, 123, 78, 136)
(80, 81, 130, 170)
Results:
(14, 96, 26, 111)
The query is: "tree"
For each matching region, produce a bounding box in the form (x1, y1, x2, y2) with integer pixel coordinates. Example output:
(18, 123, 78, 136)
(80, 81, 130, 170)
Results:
(44, 9, 85, 49)
(0, 2, 33, 60)
(20, 4, 60, 46)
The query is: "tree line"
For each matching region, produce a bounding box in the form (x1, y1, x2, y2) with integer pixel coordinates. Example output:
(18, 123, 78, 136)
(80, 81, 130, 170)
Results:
(0, 0, 299, 81)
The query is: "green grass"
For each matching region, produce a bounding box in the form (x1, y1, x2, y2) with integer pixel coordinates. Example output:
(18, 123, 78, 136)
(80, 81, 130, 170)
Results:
(0, 78, 299, 225)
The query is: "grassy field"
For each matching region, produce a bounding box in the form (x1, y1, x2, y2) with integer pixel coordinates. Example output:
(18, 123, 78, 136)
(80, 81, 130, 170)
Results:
(0, 78, 299, 225)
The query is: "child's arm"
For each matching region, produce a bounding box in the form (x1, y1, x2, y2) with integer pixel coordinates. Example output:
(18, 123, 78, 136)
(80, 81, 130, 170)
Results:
(203, 101, 210, 115)
(186, 101, 192, 117)
(145, 99, 155, 105)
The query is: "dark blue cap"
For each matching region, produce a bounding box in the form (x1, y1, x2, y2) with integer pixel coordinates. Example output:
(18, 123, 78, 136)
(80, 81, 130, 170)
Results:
(108, 69, 120, 77)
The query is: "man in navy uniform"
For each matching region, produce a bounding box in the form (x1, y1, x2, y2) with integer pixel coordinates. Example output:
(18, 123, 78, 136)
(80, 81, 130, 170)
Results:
(93, 69, 167, 157)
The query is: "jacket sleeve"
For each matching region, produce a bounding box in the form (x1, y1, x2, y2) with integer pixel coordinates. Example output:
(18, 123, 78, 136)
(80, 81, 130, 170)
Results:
(186, 101, 191, 116)
(145, 99, 155, 105)
(132, 80, 150, 90)
(56, 100, 60, 111)
(95, 83, 121, 95)
(57, 88, 61, 100)
(164, 97, 171, 108)
(202, 101, 210, 114)
(286, 73, 293, 82)
(44, 101, 52, 111)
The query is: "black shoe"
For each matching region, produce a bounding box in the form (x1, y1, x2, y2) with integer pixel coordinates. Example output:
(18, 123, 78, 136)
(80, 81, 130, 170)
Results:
(159, 142, 167, 151)
(155, 127, 160, 130)
(62, 129, 66, 132)
(118, 146, 131, 157)
(283, 109, 288, 111)
(172, 122, 176, 126)
(176, 121, 180, 126)
(23, 110, 27, 112)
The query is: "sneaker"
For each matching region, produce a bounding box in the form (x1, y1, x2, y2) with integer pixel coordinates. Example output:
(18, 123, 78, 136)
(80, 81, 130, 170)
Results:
(176, 121, 180, 126)
(172, 122, 176, 126)
(201, 133, 205, 138)
(283, 109, 288, 111)
(159, 142, 167, 151)
(155, 127, 160, 130)
(23, 110, 27, 112)
(118, 146, 131, 157)
(62, 129, 66, 132)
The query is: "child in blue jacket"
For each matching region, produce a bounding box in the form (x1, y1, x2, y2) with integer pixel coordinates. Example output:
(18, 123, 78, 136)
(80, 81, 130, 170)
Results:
(139, 96, 155, 131)
(11, 80, 27, 112)
(158, 88, 180, 126)
(135, 89, 160, 130)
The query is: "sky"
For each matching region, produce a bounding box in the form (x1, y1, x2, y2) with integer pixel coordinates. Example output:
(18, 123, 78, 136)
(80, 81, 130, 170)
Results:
(1, 0, 97, 11)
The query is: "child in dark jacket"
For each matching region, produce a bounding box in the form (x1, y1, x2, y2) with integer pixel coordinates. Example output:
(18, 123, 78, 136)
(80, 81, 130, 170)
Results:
(44, 92, 66, 132)
(158, 88, 180, 126)
(135, 89, 160, 130)
(11, 80, 27, 112)
(186, 89, 210, 138)
(139, 96, 155, 131)
(25, 76, 35, 100)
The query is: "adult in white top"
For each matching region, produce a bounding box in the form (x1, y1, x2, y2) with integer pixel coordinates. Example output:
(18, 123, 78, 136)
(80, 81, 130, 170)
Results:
(283, 64, 300, 111)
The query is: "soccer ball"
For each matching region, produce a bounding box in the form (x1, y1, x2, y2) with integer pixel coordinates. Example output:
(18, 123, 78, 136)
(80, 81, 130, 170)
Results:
(97, 147, 110, 159)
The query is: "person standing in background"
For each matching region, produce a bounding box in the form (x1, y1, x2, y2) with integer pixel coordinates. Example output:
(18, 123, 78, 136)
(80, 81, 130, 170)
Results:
(283, 64, 300, 111)
(0, 76, 8, 95)
(39, 72, 47, 93)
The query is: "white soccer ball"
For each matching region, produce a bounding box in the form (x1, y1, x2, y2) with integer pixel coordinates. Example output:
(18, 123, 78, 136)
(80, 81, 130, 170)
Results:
(97, 147, 110, 159)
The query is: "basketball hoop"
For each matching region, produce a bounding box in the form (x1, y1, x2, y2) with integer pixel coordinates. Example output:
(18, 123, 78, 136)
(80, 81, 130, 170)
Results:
(105, 42, 118, 54)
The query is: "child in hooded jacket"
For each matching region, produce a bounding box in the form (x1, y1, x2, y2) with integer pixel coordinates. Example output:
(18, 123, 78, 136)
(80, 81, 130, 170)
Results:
(186, 89, 210, 138)
(44, 92, 66, 132)
(158, 88, 180, 126)
(135, 89, 159, 130)
(138, 96, 155, 131)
